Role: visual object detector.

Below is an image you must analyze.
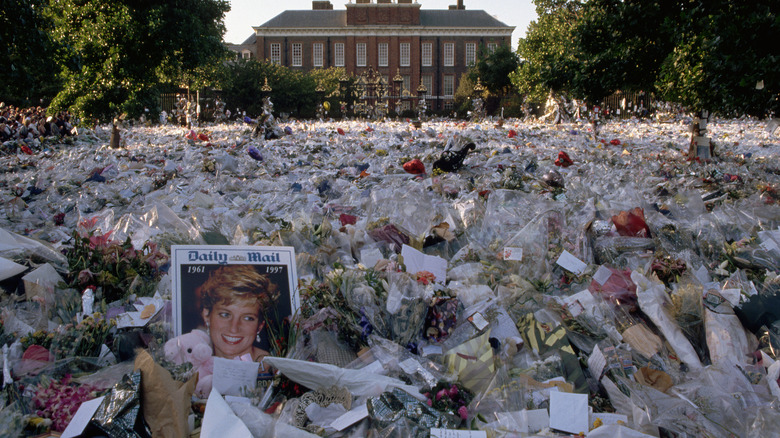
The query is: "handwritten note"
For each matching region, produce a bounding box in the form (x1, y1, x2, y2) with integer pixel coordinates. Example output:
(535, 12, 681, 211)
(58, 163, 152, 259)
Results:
(588, 345, 607, 380)
(430, 428, 487, 438)
(212, 356, 260, 397)
(556, 250, 587, 276)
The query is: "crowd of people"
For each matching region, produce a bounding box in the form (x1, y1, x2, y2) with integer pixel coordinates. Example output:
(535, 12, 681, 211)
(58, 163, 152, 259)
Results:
(0, 103, 77, 142)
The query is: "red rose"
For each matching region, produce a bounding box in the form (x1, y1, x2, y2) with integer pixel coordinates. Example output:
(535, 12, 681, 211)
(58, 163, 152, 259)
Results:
(403, 159, 426, 174)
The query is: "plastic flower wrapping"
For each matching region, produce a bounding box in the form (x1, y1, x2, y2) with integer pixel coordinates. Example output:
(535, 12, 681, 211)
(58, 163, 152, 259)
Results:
(0, 114, 778, 437)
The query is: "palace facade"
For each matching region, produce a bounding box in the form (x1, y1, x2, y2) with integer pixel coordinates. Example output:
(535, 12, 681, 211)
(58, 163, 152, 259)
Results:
(238, 0, 513, 112)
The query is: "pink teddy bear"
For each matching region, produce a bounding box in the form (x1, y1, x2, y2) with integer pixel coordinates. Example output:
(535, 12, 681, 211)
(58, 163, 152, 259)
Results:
(163, 329, 213, 398)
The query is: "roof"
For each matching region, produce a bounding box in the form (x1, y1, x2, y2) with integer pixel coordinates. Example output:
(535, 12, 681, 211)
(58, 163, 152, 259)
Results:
(420, 10, 510, 28)
(257, 9, 511, 29)
(259, 11, 347, 28)
(240, 33, 257, 45)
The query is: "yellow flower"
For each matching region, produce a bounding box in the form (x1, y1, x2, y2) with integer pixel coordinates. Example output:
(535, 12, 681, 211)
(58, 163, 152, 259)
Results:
(28, 416, 47, 426)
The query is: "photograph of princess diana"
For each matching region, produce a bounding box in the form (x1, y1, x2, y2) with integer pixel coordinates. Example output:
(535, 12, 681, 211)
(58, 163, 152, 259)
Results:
(172, 245, 298, 362)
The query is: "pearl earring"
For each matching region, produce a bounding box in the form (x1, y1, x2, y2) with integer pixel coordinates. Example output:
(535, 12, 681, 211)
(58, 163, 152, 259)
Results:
(256, 331, 261, 343)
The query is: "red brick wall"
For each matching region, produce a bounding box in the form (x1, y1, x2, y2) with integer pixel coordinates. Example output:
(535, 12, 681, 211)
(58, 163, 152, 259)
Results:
(256, 34, 511, 111)
(346, 4, 420, 26)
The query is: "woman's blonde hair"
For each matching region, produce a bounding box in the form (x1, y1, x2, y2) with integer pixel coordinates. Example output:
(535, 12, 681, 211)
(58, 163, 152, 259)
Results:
(196, 265, 279, 320)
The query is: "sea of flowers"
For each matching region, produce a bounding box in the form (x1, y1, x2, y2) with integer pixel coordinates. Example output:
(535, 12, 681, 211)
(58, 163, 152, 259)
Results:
(0, 114, 778, 437)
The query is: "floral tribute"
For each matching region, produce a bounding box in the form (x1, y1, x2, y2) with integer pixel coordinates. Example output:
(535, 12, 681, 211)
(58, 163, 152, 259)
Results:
(31, 375, 100, 432)
(65, 220, 169, 303)
(422, 381, 474, 427)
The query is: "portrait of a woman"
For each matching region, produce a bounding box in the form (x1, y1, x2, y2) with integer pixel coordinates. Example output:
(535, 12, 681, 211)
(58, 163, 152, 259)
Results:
(194, 265, 279, 363)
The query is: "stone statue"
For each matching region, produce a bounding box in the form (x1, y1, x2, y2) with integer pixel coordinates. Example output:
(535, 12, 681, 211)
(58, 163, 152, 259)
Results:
(82, 287, 94, 318)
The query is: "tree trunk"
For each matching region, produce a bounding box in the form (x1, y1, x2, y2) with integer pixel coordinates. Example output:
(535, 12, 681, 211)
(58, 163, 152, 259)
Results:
(110, 123, 121, 148)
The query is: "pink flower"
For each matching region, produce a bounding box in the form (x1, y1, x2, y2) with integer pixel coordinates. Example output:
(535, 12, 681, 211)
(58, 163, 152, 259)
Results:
(436, 389, 448, 401)
(88, 231, 114, 249)
(78, 268, 94, 284)
(448, 385, 459, 398)
(457, 405, 468, 420)
(426, 399, 433, 406)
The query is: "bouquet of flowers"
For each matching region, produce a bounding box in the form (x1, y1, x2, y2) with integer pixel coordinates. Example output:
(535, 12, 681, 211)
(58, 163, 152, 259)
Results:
(422, 381, 474, 427)
(31, 374, 101, 432)
(19, 330, 55, 351)
(64, 229, 169, 303)
(51, 312, 115, 360)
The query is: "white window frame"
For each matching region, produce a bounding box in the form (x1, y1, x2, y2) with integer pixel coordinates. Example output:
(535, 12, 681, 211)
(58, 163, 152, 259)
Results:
(443, 75, 455, 98)
(312, 43, 323, 67)
(422, 75, 433, 97)
(465, 43, 476, 66)
(400, 43, 410, 67)
(443, 43, 454, 67)
(421, 43, 432, 67)
(378, 43, 388, 67)
(487, 43, 498, 54)
(334, 43, 344, 67)
(292, 43, 302, 67)
(270, 43, 281, 64)
(356, 43, 367, 67)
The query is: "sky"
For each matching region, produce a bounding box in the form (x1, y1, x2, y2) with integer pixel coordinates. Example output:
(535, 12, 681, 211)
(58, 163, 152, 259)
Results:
(223, 0, 538, 49)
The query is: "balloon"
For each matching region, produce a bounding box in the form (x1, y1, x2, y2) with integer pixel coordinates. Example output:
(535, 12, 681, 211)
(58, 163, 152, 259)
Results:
(323, 101, 331, 111)
(247, 145, 263, 161)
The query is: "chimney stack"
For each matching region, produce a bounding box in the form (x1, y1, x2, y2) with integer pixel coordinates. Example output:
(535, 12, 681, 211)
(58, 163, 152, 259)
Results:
(312, 1, 333, 9)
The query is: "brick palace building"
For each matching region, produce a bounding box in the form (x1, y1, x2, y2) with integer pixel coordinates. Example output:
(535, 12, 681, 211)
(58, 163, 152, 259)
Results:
(237, 0, 514, 112)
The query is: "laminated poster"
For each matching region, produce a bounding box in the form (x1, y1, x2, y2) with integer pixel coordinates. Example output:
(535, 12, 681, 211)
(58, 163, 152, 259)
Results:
(171, 245, 299, 357)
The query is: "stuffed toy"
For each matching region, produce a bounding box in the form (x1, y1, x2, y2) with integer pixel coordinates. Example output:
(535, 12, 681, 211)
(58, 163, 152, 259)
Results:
(164, 329, 213, 397)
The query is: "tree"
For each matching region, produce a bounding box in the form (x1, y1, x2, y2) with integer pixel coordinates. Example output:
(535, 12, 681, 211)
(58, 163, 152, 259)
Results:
(571, 0, 677, 104)
(453, 73, 479, 118)
(0, 0, 60, 106)
(308, 67, 347, 118)
(473, 45, 520, 97)
(471, 45, 520, 115)
(656, 1, 779, 117)
(510, 0, 584, 105)
(46, 0, 231, 122)
(569, 0, 779, 116)
(219, 61, 346, 119)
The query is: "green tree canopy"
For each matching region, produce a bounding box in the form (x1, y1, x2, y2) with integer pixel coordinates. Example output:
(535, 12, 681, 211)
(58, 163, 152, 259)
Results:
(0, 0, 60, 106)
(472, 45, 520, 97)
(510, 0, 584, 104)
(514, 0, 779, 116)
(220, 61, 347, 119)
(571, 0, 677, 103)
(46, 0, 231, 122)
(656, 1, 779, 116)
